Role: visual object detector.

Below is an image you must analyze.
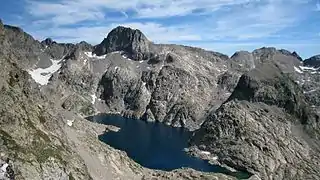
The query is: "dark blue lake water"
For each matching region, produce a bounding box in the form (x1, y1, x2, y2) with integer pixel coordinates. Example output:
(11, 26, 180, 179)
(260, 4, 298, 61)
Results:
(87, 114, 250, 179)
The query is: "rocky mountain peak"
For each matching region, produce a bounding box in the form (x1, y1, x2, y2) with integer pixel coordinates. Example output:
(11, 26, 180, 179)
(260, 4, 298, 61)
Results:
(279, 49, 303, 61)
(3, 24, 24, 33)
(230, 51, 251, 58)
(292, 51, 303, 61)
(41, 38, 55, 46)
(304, 55, 320, 68)
(93, 26, 152, 60)
(252, 47, 277, 55)
(228, 62, 311, 124)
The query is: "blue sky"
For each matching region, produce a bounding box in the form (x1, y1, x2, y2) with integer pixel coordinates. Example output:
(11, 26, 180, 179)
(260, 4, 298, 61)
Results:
(0, 0, 319, 58)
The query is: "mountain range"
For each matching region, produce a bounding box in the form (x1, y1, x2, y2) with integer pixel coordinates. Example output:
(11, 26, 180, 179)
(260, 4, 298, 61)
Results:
(0, 18, 320, 180)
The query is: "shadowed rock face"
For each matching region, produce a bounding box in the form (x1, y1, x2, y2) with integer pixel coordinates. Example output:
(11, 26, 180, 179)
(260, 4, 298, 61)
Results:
(304, 55, 320, 68)
(191, 62, 320, 180)
(228, 63, 311, 123)
(93, 26, 152, 60)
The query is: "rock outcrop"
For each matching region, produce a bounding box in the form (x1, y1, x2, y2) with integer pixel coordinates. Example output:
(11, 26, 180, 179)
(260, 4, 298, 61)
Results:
(93, 26, 153, 61)
(304, 55, 320, 68)
(93, 44, 232, 130)
(191, 62, 320, 179)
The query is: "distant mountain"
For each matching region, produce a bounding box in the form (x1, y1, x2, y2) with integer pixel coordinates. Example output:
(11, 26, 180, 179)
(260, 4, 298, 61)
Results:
(304, 55, 320, 68)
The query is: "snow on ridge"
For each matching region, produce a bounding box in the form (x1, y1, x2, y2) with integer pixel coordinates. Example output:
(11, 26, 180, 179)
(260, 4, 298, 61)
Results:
(299, 66, 319, 71)
(28, 59, 63, 85)
(84, 52, 107, 59)
(304, 88, 319, 94)
(294, 66, 303, 73)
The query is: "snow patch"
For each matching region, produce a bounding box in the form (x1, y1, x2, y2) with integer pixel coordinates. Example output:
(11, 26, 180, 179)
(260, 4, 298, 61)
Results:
(304, 88, 319, 94)
(91, 94, 97, 104)
(294, 66, 303, 73)
(84, 52, 106, 59)
(122, 55, 133, 61)
(114, 66, 119, 71)
(212, 156, 218, 160)
(139, 60, 144, 63)
(159, 64, 165, 71)
(200, 151, 211, 155)
(110, 51, 120, 54)
(0, 163, 8, 178)
(66, 120, 74, 127)
(295, 80, 305, 85)
(239, 63, 243, 67)
(28, 58, 63, 85)
(83, 58, 88, 65)
(299, 66, 319, 71)
(1, 163, 8, 172)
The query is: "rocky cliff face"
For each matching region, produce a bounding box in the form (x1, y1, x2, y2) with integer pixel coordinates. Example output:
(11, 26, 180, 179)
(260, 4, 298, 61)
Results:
(94, 45, 232, 130)
(47, 27, 236, 130)
(93, 26, 153, 61)
(191, 61, 320, 179)
(0, 52, 93, 179)
(304, 55, 320, 68)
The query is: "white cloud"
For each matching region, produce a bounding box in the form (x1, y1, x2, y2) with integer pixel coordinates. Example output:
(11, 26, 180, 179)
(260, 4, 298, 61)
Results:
(27, 0, 308, 42)
(317, 2, 320, 11)
(29, 22, 201, 44)
(204, 0, 298, 40)
(22, 0, 318, 59)
(27, 0, 256, 24)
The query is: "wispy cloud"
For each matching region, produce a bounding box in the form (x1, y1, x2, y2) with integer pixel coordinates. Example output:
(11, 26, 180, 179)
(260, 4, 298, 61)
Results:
(4, 0, 315, 58)
(26, 0, 255, 25)
(30, 22, 201, 44)
(316, 2, 320, 11)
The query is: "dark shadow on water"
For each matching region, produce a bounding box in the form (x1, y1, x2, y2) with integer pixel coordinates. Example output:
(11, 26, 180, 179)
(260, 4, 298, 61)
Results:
(86, 114, 251, 179)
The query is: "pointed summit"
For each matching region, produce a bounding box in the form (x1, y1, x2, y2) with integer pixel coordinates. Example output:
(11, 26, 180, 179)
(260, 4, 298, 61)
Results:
(41, 38, 55, 46)
(291, 51, 302, 61)
(304, 55, 320, 68)
(93, 26, 151, 60)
